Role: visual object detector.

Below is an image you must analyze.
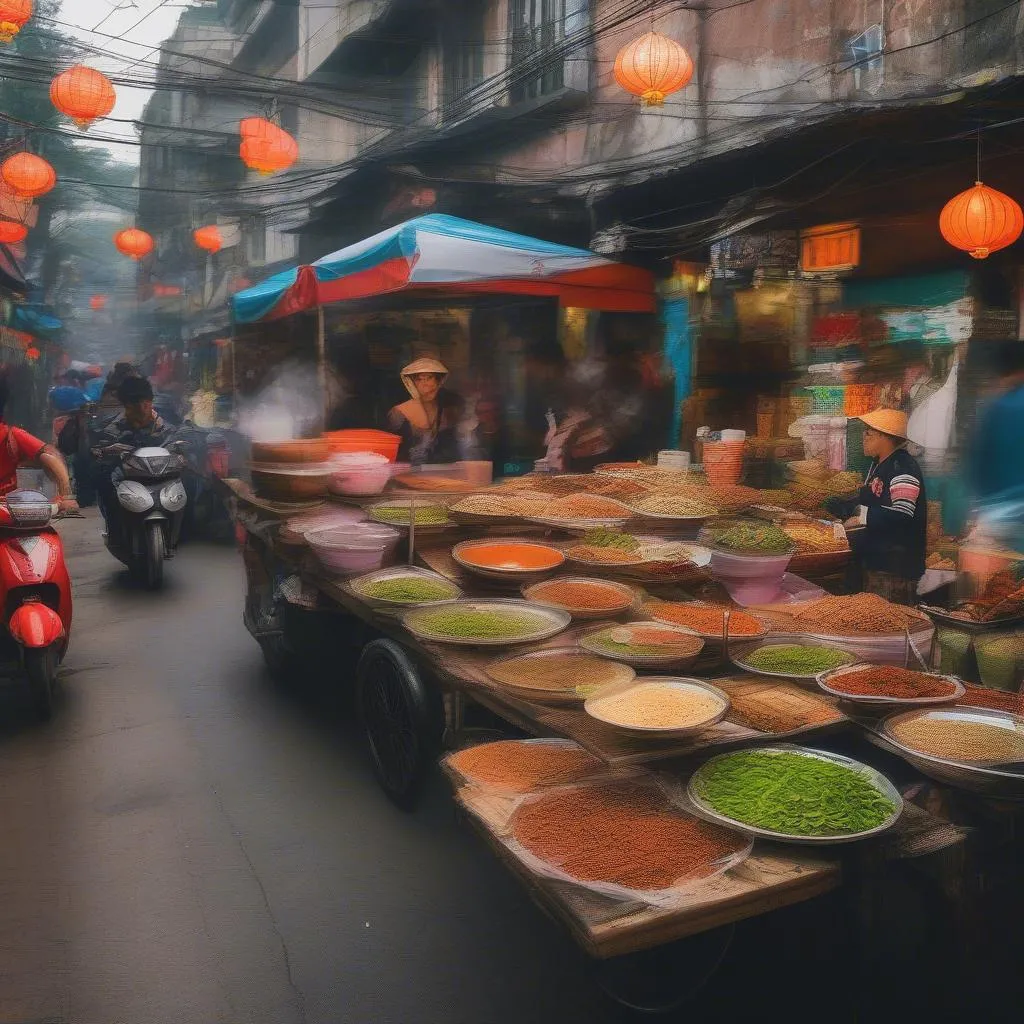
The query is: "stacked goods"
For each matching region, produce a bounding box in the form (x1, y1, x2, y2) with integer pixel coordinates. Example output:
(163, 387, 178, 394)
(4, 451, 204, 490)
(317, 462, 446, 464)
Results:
(691, 749, 898, 838)
(645, 602, 766, 639)
(586, 681, 726, 732)
(448, 740, 602, 793)
(822, 665, 959, 700)
(510, 780, 750, 893)
(702, 440, 745, 486)
(542, 494, 632, 521)
(743, 645, 853, 675)
(486, 651, 635, 700)
(724, 685, 842, 734)
(887, 715, 1024, 763)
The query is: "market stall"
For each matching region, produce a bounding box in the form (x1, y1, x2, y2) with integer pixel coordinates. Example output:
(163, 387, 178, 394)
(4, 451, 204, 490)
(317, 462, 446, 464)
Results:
(216, 458, 1024, 1005)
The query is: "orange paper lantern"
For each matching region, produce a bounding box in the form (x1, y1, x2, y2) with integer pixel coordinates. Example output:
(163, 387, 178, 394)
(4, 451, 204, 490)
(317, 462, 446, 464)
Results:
(89, 294, 106, 311)
(0, 219, 27, 243)
(25, 345, 39, 361)
(194, 224, 222, 253)
(113, 227, 154, 260)
(614, 31, 693, 107)
(939, 181, 1024, 260)
(239, 117, 298, 175)
(1, 152, 56, 199)
(50, 65, 116, 129)
(0, 0, 31, 43)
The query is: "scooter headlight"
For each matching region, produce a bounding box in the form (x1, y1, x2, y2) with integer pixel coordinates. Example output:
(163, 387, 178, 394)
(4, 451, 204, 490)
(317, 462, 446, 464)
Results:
(116, 480, 154, 513)
(159, 480, 187, 512)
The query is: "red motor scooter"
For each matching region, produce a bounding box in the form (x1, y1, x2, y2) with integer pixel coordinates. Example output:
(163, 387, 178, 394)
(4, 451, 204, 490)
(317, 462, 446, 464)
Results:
(0, 489, 72, 719)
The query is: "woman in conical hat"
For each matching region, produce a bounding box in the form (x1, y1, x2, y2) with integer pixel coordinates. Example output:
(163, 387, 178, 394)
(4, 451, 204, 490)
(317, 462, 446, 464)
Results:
(387, 357, 461, 465)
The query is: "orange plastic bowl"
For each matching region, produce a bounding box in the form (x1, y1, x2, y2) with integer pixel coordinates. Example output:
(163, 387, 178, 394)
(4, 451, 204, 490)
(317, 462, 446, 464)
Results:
(453, 540, 565, 580)
(323, 429, 401, 462)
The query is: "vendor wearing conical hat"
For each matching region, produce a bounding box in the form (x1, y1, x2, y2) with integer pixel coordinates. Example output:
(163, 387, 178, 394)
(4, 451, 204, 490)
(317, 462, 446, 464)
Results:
(388, 357, 462, 465)
(833, 408, 928, 605)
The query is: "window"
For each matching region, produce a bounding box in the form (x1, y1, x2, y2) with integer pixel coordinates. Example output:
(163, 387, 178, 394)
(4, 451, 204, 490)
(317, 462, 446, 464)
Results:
(443, 5, 485, 119)
(509, 0, 565, 103)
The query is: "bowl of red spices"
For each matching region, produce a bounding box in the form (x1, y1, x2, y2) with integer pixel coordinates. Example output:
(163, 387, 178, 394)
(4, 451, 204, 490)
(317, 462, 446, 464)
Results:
(522, 576, 639, 620)
(817, 663, 965, 708)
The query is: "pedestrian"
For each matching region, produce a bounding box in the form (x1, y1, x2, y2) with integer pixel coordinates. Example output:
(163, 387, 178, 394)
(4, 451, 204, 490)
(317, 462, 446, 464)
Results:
(830, 408, 927, 605)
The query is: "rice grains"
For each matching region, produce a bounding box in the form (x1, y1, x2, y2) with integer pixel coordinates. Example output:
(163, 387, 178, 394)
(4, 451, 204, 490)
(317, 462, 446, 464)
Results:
(511, 781, 748, 890)
(888, 717, 1024, 763)
(589, 684, 724, 730)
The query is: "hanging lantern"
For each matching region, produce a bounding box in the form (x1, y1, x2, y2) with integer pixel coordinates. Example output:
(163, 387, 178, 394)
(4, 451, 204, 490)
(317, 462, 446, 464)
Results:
(113, 227, 154, 260)
(1, 152, 56, 199)
(239, 117, 298, 175)
(939, 181, 1024, 259)
(89, 294, 106, 311)
(613, 31, 694, 107)
(193, 224, 222, 253)
(50, 65, 116, 129)
(25, 345, 39, 361)
(0, 0, 31, 44)
(0, 219, 27, 243)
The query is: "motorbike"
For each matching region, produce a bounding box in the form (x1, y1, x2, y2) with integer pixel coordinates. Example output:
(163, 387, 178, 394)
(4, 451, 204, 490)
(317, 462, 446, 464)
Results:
(0, 489, 72, 718)
(96, 442, 189, 589)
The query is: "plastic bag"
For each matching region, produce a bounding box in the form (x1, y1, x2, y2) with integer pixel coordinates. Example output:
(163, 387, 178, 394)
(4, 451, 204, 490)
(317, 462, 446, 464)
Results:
(907, 357, 959, 471)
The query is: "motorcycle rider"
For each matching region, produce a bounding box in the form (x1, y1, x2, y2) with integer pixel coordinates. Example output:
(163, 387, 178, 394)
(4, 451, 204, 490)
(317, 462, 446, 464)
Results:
(94, 376, 175, 530)
(0, 376, 78, 512)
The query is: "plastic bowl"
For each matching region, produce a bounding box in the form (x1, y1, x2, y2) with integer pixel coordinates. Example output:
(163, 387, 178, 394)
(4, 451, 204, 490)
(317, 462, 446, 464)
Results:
(251, 465, 330, 500)
(324, 429, 401, 462)
(329, 461, 393, 496)
(251, 438, 329, 464)
(710, 548, 794, 605)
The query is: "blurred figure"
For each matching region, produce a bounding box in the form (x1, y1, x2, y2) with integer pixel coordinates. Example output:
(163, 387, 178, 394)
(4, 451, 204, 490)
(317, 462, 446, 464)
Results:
(470, 396, 510, 479)
(387, 358, 461, 465)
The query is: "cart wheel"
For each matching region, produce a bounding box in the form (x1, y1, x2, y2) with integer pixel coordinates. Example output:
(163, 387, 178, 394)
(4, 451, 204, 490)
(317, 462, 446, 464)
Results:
(591, 926, 734, 1015)
(356, 639, 439, 811)
(244, 571, 294, 682)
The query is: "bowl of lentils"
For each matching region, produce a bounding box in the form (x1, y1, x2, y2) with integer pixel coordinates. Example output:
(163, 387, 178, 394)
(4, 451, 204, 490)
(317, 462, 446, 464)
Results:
(349, 567, 462, 609)
(731, 638, 856, 683)
(402, 599, 571, 646)
(368, 499, 451, 530)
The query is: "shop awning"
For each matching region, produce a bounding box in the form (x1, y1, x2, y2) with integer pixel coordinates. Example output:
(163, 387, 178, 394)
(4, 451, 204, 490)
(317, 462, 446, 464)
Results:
(231, 214, 655, 324)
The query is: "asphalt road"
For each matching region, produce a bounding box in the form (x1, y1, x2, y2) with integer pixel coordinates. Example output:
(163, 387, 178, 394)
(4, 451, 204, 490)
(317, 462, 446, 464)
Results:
(0, 512, 1015, 1024)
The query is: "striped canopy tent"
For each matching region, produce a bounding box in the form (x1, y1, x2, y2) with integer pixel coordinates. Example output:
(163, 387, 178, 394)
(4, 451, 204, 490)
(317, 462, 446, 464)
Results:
(231, 214, 654, 324)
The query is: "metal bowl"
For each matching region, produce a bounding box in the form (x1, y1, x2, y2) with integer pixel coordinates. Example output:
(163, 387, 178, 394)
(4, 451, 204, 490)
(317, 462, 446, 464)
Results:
(579, 621, 705, 669)
(522, 576, 639, 621)
(485, 648, 636, 704)
(687, 745, 904, 845)
(919, 604, 1024, 634)
(402, 599, 571, 647)
(584, 676, 731, 739)
(817, 662, 965, 708)
(729, 636, 856, 684)
(876, 705, 1024, 799)
(367, 499, 452, 531)
(347, 566, 462, 610)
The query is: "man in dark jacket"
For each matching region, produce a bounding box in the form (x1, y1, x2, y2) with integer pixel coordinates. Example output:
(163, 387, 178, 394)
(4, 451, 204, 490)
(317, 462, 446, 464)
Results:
(832, 408, 928, 605)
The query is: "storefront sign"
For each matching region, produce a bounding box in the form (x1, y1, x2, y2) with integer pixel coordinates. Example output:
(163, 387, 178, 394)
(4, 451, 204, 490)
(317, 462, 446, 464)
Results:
(800, 223, 860, 273)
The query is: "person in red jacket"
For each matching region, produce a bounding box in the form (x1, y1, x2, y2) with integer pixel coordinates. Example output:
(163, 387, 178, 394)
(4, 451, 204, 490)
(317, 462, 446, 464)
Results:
(0, 376, 77, 510)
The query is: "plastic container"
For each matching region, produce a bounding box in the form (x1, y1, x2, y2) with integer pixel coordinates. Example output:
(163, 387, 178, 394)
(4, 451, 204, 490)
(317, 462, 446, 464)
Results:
(702, 441, 745, 486)
(710, 548, 795, 605)
(307, 523, 401, 574)
(328, 452, 393, 496)
(323, 429, 401, 462)
(721, 429, 747, 442)
(658, 450, 691, 470)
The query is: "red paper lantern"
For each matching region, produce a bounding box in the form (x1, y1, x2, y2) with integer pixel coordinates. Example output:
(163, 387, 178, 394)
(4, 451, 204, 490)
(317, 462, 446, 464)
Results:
(0, 0, 31, 43)
(50, 65, 116, 129)
(89, 294, 106, 311)
(25, 345, 39, 361)
(1, 152, 56, 199)
(0, 219, 27, 243)
(113, 227, 154, 260)
(614, 32, 693, 107)
(194, 224, 222, 253)
(939, 181, 1024, 259)
(239, 117, 298, 175)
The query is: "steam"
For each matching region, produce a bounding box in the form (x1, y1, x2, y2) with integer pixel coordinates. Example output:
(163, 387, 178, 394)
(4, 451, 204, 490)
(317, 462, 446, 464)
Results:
(237, 361, 326, 442)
